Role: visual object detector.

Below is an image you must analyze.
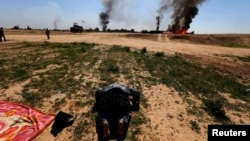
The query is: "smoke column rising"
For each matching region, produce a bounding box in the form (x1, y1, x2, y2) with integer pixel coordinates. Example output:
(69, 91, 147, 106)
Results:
(156, 0, 171, 31)
(168, 0, 206, 33)
(99, 0, 116, 31)
(53, 16, 62, 30)
(99, 0, 206, 33)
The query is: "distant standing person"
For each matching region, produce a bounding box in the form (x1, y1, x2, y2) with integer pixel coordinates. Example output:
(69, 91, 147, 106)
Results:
(45, 28, 50, 40)
(0, 27, 7, 42)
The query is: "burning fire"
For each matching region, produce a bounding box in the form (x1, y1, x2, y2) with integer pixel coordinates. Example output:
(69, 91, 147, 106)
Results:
(180, 29, 187, 35)
(164, 27, 188, 35)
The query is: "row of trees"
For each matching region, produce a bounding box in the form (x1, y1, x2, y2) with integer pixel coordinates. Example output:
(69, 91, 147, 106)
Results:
(10, 25, 175, 34)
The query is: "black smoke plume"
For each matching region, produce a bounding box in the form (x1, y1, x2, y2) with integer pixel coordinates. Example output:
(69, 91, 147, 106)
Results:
(99, 0, 116, 31)
(156, 16, 161, 31)
(168, 0, 206, 33)
(156, 0, 171, 31)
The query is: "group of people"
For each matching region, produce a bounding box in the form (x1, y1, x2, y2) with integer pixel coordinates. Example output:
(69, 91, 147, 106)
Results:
(0, 27, 51, 42)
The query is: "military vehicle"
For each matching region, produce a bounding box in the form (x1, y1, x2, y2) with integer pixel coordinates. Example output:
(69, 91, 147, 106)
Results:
(70, 23, 83, 33)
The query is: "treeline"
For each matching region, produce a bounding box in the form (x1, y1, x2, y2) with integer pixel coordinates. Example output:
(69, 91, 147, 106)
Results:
(10, 25, 167, 34)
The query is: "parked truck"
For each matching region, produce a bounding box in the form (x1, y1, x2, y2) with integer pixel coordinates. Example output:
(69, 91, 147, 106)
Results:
(70, 23, 83, 33)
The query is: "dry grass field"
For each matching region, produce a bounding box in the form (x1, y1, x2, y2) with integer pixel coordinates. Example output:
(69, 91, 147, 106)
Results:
(0, 29, 250, 141)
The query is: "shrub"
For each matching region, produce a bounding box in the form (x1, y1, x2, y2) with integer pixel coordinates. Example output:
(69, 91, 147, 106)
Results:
(154, 52, 164, 57)
(141, 47, 147, 54)
(190, 120, 201, 133)
(203, 98, 229, 121)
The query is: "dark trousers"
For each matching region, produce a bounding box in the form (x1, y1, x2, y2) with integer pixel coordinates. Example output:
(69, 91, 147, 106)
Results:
(46, 34, 50, 39)
(96, 114, 131, 141)
(0, 35, 6, 42)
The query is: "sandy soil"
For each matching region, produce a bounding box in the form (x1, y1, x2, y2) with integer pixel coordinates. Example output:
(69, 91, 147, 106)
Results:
(5, 32, 250, 80)
(1, 31, 250, 141)
(5, 33, 250, 56)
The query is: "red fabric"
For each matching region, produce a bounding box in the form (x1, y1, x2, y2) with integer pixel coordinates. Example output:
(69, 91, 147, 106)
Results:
(0, 101, 55, 141)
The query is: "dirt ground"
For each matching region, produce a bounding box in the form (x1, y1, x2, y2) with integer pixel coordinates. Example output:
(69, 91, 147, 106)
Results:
(4, 30, 250, 80)
(1, 30, 250, 141)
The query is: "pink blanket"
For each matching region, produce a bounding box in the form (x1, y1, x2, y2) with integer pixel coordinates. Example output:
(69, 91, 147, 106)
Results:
(0, 101, 55, 141)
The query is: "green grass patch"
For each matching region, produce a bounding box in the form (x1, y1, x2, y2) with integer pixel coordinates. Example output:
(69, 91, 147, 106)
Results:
(99, 59, 119, 73)
(237, 56, 250, 62)
(224, 43, 250, 49)
(1, 41, 249, 140)
(137, 55, 249, 102)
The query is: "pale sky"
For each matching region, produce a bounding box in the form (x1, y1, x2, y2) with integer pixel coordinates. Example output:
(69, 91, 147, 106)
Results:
(0, 0, 250, 34)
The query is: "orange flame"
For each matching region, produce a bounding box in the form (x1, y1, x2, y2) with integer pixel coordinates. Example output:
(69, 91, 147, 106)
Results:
(180, 29, 187, 35)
